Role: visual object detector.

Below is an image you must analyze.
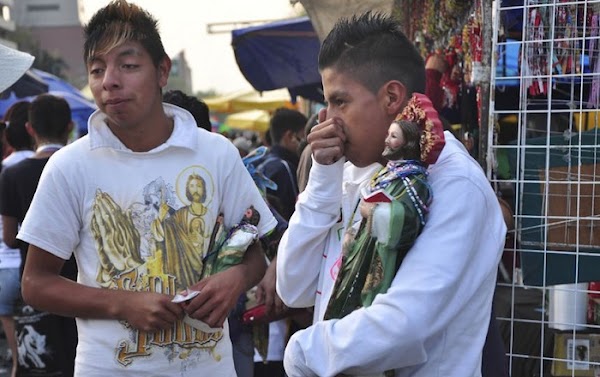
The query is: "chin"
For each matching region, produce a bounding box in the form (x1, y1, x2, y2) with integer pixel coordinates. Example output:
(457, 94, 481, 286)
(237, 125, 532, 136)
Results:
(347, 156, 377, 168)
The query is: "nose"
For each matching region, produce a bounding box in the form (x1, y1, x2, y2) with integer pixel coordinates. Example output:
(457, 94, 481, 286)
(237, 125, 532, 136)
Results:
(326, 105, 341, 122)
(326, 104, 334, 117)
(102, 65, 121, 90)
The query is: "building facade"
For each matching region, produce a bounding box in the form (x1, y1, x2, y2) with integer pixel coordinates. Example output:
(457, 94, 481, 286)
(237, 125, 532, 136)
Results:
(165, 50, 194, 95)
(13, 0, 86, 88)
(0, 0, 17, 48)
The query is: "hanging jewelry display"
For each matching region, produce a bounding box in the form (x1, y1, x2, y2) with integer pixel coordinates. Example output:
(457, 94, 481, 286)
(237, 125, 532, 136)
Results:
(587, 5, 600, 108)
(462, 0, 484, 128)
(523, 1, 548, 96)
(440, 34, 463, 110)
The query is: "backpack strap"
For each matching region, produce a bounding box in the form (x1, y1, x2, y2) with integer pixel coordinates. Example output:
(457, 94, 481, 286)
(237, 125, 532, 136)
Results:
(257, 156, 298, 197)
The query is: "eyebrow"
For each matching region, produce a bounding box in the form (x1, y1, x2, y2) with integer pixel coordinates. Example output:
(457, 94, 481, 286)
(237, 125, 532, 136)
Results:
(324, 90, 347, 103)
(117, 48, 142, 58)
(88, 48, 142, 65)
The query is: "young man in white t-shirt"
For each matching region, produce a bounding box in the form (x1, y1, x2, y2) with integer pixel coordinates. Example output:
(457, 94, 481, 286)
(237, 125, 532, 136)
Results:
(17, 1, 276, 376)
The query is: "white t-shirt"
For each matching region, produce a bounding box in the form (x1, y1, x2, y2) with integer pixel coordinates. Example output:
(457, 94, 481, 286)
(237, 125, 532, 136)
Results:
(0, 149, 34, 269)
(18, 104, 277, 377)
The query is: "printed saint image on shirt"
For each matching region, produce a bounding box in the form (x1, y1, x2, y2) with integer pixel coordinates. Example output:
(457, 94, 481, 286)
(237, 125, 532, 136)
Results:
(90, 167, 223, 367)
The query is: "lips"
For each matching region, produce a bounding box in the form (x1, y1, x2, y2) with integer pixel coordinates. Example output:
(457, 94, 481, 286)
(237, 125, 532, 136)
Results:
(104, 98, 127, 106)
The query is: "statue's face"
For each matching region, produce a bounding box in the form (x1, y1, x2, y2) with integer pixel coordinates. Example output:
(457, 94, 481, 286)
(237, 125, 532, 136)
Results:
(187, 178, 204, 203)
(382, 122, 405, 159)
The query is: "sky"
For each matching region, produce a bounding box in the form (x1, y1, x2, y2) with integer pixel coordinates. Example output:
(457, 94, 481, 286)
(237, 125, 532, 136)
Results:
(79, 0, 303, 95)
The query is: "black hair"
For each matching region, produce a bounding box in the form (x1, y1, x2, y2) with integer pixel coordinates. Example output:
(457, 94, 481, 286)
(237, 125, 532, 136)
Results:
(29, 94, 72, 140)
(318, 11, 425, 95)
(395, 120, 421, 161)
(163, 90, 211, 132)
(83, 0, 167, 67)
(3, 101, 34, 151)
(269, 107, 307, 145)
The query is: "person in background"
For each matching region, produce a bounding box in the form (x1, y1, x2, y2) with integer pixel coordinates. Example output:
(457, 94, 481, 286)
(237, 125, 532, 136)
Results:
(0, 101, 35, 377)
(424, 53, 447, 113)
(296, 112, 318, 193)
(260, 108, 306, 221)
(163, 89, 212, 132)
(0, 40, 34, 377)
(276, 12, 506, 377)
(16, 1, 276, 376)
(233, 136, 253, 157)
(0, 94, 77, 377)
(2, 102, 35, 166)
(250, 108, 307, 377)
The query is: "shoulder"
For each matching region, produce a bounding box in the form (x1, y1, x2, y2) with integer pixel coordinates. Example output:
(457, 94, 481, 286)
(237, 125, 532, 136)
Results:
(47, 138, 89, 167)
(428, 135, 497, 207)
(258, 154, 287, 178)
(1, 158, 36, 178)
(429, 133, 484, 182)
(197, 131, 240, 159)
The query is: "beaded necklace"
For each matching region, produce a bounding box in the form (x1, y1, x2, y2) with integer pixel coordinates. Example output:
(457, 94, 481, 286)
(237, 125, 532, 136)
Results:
(403, 177, 428, 226)
(367, 160, 432, 227)
(368, 160, 428, 192)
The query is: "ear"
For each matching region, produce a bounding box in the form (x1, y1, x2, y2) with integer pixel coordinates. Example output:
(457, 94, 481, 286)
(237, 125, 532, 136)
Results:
(278, 129, 293, 148)
(284, 129, 295, 142)
(381, 80, 408, 116)
(157, 56, 172, 89)
(25, 122, 36, 138)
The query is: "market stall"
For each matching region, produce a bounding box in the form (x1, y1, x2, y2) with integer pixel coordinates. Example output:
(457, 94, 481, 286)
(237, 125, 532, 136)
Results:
(491, 1, 600, 376)
(204, 88, 295, 113)
(231, 16, 323, 102)
(394, 0, 491, 164)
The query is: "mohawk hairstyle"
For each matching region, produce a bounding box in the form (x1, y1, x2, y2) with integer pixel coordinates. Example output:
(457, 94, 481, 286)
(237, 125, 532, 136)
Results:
(83, 0, 167, 67)
(318, 11, 425, 95)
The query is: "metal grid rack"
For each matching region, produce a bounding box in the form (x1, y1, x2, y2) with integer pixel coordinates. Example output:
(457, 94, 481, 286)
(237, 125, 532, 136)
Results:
(491, 1, 600, 376)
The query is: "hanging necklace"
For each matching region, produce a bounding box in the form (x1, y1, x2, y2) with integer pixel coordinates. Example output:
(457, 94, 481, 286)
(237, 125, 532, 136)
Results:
(35, 143, 64, 154)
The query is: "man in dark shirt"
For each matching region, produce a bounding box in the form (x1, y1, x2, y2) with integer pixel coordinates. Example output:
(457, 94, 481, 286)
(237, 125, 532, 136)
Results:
(0, 94, 77, 377)
(259, 108, 307, 221)
(253, 107, 307, 377)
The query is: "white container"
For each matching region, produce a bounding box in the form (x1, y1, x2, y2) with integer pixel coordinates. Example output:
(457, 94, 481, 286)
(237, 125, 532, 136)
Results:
(548, 283, 588, 331)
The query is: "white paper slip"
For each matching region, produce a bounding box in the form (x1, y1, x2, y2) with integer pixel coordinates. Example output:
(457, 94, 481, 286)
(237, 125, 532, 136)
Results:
(172, 290, 201, 303)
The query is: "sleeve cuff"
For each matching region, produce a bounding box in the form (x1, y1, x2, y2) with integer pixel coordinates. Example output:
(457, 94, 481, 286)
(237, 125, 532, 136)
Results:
(284, 331, 318, 377)
(303, 156, 345, 201)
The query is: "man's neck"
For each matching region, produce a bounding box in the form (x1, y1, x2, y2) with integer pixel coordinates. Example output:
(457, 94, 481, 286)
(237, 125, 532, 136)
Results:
(33, 138, 66, 159)
(36, 137, 66, 146)
(107, 114, 174, 152)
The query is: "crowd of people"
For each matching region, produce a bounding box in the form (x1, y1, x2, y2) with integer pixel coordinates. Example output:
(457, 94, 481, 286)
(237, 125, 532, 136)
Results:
(0, 1, 509, 376)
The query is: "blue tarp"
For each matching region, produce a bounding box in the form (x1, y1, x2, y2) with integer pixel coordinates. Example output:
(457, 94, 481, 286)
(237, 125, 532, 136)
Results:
(0, 69, 96, 137)
(231, 16, 323, 103)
